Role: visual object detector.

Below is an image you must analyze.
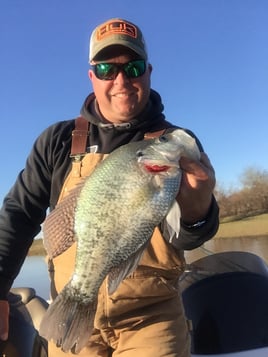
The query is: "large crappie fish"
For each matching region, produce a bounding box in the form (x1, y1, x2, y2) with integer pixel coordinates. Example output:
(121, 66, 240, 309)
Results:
(39, 129, 200, 353)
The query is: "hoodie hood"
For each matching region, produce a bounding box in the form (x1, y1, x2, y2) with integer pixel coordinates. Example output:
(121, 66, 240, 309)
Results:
(80, 89, 168, 132)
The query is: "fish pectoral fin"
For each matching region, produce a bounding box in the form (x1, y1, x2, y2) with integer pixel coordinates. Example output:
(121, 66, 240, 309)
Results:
(165, 200, 181, 243)
(107, 244, 147, 295)
(151, 174, 164, 189)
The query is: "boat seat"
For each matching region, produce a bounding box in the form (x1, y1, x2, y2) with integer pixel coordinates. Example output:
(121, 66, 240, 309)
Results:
(0, 287, 48, 357)
(182, 271, 268, 354)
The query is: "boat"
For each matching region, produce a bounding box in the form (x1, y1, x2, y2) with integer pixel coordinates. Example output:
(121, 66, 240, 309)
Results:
(0, 287, 48, 357)
(1, 251, 268, 356)
(181, 251, 268, 357)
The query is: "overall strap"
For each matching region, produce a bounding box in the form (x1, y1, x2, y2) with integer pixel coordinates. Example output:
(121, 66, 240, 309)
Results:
(144, 129, 166, 139)
(70, 116, 89, 157)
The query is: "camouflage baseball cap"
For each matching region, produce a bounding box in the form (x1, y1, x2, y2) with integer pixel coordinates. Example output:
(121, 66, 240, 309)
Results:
(89, 18, 148, 62)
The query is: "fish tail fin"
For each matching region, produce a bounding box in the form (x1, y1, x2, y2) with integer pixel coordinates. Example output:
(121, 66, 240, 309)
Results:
(39, 286, 96, 353)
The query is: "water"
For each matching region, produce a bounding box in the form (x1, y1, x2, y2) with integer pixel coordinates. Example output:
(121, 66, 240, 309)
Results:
(12, 236, 268, 300)
(12, 256, 50, 300)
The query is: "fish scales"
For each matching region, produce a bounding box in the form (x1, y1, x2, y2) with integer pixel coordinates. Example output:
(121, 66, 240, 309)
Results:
(74, 141, 180, 291)
(40, 129, 200, 353)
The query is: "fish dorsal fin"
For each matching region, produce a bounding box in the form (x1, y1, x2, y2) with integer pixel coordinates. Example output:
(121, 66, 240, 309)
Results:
(43, 179, 86, 258)
(107, 243, 148, 295)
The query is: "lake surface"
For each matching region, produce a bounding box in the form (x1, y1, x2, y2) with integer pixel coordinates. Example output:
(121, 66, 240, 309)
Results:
(13, 256, 50, 300)
(12, 236, 268, 300)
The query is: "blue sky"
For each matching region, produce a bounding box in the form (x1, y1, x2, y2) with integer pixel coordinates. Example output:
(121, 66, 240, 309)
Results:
(0, 0, 267, 205)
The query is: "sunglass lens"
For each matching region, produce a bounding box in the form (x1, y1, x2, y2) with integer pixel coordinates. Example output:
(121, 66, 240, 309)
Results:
(96, 63, 117, 80)
(124, 60, 146, 78)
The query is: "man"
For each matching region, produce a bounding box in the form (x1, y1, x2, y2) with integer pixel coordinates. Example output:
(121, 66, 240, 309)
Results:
(0, 18, 219, 356)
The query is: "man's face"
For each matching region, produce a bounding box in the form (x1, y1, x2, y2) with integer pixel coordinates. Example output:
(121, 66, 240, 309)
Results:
(88, 47, 152, 124)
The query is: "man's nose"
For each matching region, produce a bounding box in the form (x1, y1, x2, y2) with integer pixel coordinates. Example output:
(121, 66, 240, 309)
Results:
(113, 70, 130, 84)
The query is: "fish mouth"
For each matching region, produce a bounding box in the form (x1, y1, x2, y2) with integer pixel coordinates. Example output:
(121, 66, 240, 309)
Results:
(142, 161, 179, 173)
(137, 149, 180, 174)
(137, 143, 181, 172)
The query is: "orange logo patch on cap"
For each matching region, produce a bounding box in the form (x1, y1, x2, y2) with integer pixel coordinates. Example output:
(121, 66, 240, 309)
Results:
(97, 20, 138, 41)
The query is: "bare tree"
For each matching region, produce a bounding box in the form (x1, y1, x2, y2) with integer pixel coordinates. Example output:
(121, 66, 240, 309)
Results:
(216, 166, 268, 219)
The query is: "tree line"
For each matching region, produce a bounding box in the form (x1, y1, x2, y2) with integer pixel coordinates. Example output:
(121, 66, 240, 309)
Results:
(215, 167, 268, 220)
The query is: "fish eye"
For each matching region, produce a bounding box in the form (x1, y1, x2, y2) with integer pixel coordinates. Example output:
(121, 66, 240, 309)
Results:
(136, 150, 144, 157)
(158, 135, 169, 143)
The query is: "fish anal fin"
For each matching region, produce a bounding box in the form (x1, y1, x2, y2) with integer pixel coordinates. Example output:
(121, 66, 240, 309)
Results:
(107, 244, 148, 295)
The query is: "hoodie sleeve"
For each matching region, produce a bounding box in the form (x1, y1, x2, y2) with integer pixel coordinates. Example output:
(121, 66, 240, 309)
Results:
(0, 121, 73, 299)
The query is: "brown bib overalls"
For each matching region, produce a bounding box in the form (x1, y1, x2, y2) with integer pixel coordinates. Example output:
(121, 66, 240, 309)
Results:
(47, 119, 191, 357)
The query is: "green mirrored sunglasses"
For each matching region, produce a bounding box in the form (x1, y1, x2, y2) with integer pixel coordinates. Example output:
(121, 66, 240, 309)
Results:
(91, 59, 146, 80)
